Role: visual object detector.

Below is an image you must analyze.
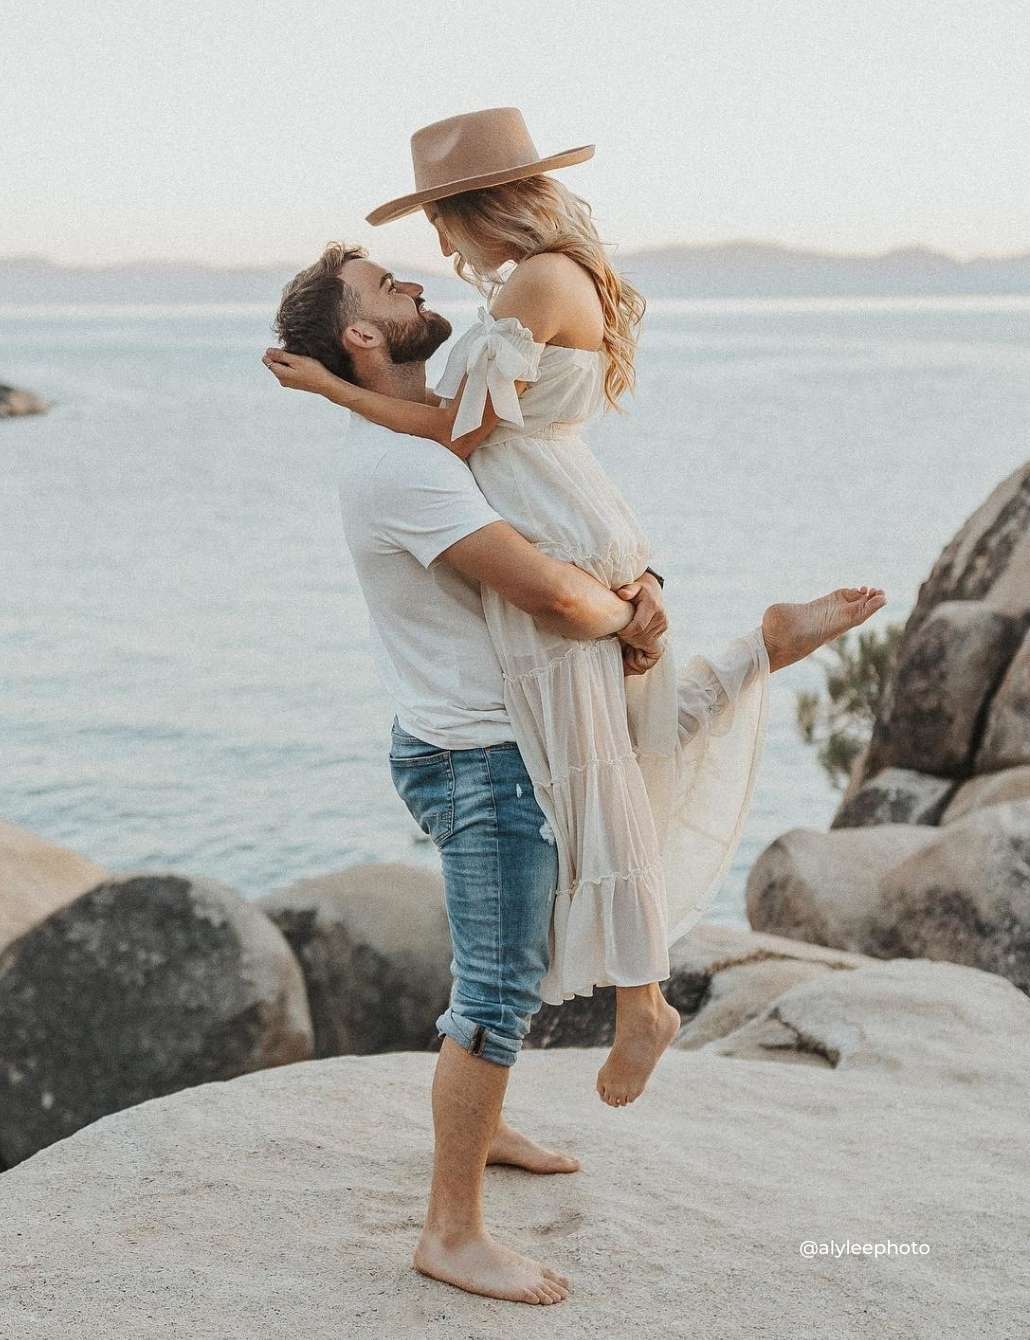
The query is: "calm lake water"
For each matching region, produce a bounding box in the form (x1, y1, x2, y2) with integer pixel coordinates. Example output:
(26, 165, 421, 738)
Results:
(2, 296, 1029, 923)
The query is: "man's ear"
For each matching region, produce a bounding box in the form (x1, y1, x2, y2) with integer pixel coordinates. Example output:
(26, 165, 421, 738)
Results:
(342, 320, 383, 352)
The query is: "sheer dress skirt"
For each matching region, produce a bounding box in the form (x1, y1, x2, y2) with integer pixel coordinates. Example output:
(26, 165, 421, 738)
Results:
(480, 548, 770, 1006)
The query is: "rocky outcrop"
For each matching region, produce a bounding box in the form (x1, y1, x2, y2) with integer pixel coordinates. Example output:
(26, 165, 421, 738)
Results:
(0, 872, 312, 1166)
(257, 862, 452, 1057)
(1, 958, 1024, 1337)
(0, 818, 108, 954)
(859, 461, 1030, 787)
(753, 463, 1030, 992)
(0, 383, 47, 417)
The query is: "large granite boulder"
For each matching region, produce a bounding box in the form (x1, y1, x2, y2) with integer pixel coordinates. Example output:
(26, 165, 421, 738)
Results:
(867, 800, 1030, 992)
(749, 803, 1030, 994)
(0, 383, 47, 417)
(0, 818, 108, 954)
(865, 601, 1021, 778)
(763, 465, 1030, 993)
(257, 862, 452, 1057)
(830, 766, 955, 829)
(941, 764, 1030, 824)
(976, 628, 1030, 771)
(0, 873, 312, 1166)
(1, 959, 1025, 1337)
(746, 823, 939, 950)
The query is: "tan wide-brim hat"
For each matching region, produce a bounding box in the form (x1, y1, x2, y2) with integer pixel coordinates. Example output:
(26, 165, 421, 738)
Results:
(365, 107, 595, 226)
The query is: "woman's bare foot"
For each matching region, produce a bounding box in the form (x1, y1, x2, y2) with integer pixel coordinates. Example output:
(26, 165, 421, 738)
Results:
(596, 984, 682, 1107)
(762, 585, 887, 672)
(487, 1120, 581, 1173)
(413, 1227, 572, 1304)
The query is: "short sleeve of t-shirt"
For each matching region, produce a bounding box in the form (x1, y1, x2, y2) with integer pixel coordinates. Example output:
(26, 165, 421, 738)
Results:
(369, 438, 506, 570)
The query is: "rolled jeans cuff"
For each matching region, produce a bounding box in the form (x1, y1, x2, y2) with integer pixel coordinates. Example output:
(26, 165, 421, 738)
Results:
(435, 1005, 523, 1068)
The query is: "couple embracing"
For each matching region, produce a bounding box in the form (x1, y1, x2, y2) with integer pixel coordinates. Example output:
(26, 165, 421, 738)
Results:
(263, 106, 885, 1307)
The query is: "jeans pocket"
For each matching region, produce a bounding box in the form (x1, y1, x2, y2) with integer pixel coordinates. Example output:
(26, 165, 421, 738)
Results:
(389, 747, 455, 848)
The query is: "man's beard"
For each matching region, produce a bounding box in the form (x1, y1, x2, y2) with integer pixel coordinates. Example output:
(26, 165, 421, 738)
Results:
(377, 309, 452, 365)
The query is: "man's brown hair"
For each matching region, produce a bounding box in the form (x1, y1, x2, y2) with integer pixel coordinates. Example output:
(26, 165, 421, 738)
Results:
(274, 242, 368, 382)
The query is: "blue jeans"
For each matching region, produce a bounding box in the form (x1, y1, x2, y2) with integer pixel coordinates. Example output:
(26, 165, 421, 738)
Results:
(388, 719, 559, 1067)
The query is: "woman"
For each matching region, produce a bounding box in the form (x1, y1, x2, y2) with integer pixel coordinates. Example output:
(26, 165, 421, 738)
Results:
(264, 109, 886, 1106)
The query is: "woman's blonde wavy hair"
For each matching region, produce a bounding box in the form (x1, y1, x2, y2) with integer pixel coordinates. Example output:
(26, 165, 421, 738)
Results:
(433, 175, 645, 411)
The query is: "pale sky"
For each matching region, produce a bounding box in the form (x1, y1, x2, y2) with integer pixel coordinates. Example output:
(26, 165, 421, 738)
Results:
(5, 0, 1028, 271)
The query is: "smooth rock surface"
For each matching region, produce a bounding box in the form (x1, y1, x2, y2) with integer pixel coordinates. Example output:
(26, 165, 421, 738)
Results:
(257, 862, 452, 1057)
(0, 872, 313, 1165)
(745, 823, 939, 949)
(0, 818, 108, 954)
(830, 767, 956, 829)
(1, 958, 1025, 1338)
(941, 764, 1030, 824)
(669, 923, 874, 1049)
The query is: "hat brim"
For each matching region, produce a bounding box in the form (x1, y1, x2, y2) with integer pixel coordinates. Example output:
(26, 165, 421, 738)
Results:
(365, 144, 596, 226)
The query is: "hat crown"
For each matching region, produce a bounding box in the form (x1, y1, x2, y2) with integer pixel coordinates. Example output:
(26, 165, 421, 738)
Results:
(410, 107, 540, 194)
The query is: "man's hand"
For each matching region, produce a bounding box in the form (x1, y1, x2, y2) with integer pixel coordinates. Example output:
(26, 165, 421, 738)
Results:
(616, 571, 668, 651)
(262, 348, 344, 400)
(617, 571, 668, 676)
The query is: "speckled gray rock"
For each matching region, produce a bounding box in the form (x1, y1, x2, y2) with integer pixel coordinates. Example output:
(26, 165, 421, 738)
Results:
(0, 383, 47, 417)
(0, 818, 108, 955)
(830, 766, 956, 829)
(941, 764, 1030, 824)
(0, 872, 312, 1166)
(746, 823, 939, 949)
(869, 601, 1022, 777)
(257, 862, 452, 1057)
(866, 800, 1030, 992)
(976, 628, 1030, 772)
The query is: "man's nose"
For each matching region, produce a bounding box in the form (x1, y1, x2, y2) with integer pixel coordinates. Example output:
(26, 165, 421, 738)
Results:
(399, 280, 423, 297)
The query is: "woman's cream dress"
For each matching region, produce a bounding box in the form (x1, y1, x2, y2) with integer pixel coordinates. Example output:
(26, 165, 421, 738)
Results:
(436, 308, 770, 1006)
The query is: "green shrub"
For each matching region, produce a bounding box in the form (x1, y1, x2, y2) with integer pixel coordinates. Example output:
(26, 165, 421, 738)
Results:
(794, 622, 905, 790)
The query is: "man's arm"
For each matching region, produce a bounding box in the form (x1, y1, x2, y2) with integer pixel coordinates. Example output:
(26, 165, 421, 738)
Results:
(438, 521, 662, 644)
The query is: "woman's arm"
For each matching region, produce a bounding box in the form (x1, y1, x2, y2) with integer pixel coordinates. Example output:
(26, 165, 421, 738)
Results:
(262, 349, 518, 460)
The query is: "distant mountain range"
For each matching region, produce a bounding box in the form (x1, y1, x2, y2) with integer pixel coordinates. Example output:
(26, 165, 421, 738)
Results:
(2, 242, 1029, 304)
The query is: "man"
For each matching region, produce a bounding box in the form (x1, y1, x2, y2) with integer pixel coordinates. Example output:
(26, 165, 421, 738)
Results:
(267, 243, 668, 1307)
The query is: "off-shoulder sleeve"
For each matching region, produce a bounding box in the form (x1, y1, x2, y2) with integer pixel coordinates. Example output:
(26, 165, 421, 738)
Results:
(434, 306, 545, 440)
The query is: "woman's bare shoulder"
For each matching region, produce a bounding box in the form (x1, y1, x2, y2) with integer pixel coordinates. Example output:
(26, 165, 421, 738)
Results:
(498, 253, 602, 347)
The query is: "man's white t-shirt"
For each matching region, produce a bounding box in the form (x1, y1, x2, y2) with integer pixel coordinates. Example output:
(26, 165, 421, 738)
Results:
(336, 415, 515, 750)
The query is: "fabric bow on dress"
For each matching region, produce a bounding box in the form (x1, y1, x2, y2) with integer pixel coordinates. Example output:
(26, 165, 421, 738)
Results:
(435, 308, 544, 440)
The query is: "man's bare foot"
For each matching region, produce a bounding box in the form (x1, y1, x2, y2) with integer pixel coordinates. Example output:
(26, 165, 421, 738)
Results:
(487, 1120, 581, 1174)
(762, 585, 887, 673)
(596, 986, 681, 1107)
(413, 1227, 572, 1304)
